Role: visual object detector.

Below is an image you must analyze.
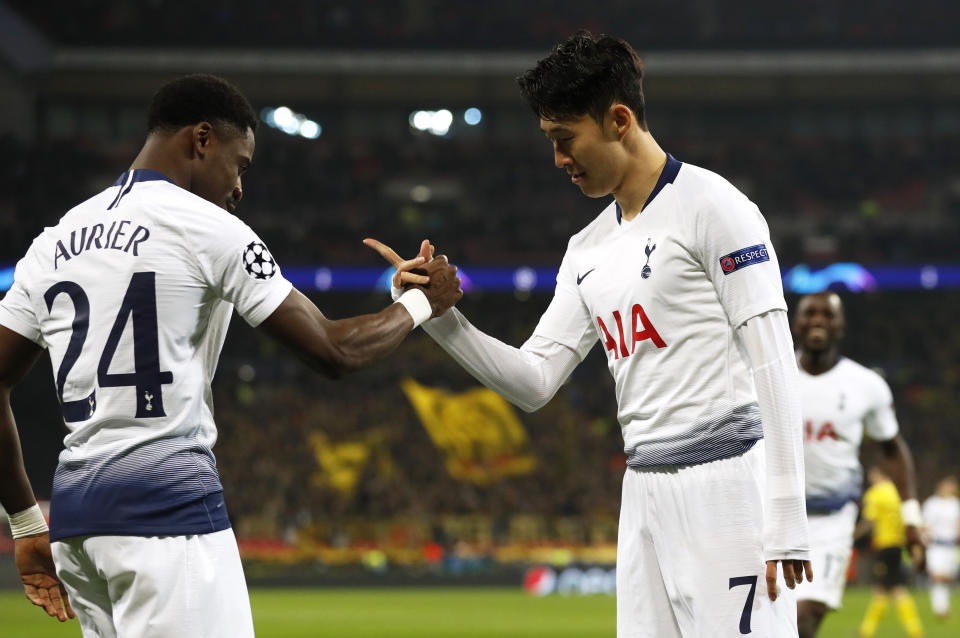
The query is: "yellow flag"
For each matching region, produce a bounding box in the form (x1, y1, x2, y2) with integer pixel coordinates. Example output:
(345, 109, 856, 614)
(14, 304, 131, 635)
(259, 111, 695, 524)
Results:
(309, 431, 373, 496)
(400, 378, 537, 484)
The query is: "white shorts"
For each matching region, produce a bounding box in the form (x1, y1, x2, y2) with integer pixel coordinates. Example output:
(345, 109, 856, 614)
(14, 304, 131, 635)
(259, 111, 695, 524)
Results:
(927, 543, 959, 580)
(617, 441, 798, 638)
(52, 528, 254, 638)
(796, 502, 857, 609)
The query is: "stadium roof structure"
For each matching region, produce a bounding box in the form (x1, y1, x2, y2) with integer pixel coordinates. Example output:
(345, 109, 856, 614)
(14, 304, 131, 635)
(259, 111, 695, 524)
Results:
(3, 3, 960, 106)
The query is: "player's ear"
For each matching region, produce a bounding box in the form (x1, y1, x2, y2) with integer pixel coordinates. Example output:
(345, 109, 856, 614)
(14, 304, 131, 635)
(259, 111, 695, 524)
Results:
(194, 122, 214, 157)
(609, 104, 632, 140)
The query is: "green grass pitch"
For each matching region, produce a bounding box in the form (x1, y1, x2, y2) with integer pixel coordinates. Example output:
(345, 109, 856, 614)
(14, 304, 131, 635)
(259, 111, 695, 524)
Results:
(1, 586, 957, 637)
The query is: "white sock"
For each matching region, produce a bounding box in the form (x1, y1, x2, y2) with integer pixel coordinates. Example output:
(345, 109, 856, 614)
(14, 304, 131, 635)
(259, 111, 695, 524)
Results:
(931, 582, 950, 616)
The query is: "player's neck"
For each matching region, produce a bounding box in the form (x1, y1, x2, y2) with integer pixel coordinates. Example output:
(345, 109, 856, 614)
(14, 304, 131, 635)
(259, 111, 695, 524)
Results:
(798, 348, 840, 375)
(128, 134, 191, 191)
(613, 134, 666, 222)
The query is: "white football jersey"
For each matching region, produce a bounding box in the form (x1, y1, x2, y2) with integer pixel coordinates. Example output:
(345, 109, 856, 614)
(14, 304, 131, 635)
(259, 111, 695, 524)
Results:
(0, 170, 292, 540)
(798, 358, 898, 509)
(923, 495, 960, 544)
(532, 156, 787, 466)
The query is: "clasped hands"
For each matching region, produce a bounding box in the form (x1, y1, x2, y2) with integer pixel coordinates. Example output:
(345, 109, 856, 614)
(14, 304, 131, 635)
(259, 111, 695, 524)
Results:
(364, 238, 462, 318)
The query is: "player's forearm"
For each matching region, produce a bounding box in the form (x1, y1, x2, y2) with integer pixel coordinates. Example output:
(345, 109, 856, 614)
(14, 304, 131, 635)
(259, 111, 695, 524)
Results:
(880, 435, 918, 501)
(319, 304, 420, 376)
(0, 391, 38, 515)
(738, 310, 810, 559)
(880, 435, 922, 529)
(260, 289, 419, 379)
(422, 308, 578, 412)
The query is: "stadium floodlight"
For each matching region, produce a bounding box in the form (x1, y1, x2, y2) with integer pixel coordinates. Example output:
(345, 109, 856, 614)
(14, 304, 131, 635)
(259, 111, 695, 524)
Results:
(272, 106, 296, 131)
(299, 120, 321, 139)
(261, 105, 321, 140)
(464, 107, 482, 125)
(410, 109, 454, 136)
(429, 109, 453, 136)
(411, 110, 432, 131)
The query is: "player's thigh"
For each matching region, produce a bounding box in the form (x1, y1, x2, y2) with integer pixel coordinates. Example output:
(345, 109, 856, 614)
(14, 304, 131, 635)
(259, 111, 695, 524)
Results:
(617, 468, 682, 638)
(86, 529, 254, 638)
(52, 537, 118, 638)
(649, 442, 797, 637)
(795, 545, 851, 610)
(192, 527, 254, 637)
(927, 545, 959, 580)
(796, 506, 856, 609)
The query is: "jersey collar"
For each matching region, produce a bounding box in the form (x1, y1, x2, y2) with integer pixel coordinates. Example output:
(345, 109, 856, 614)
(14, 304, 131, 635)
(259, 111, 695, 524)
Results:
(615, 153, 682, 224)
(112, 169, 175, 186)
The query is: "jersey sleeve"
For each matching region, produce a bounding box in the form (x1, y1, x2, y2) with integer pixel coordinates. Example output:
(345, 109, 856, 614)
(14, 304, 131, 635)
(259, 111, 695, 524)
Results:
(190, 211, 293, 327)
(531, 244, 597, 359)
(695, 188, 787, 329)
(0, 249, 45, 346)
(863, 372, 899, 441)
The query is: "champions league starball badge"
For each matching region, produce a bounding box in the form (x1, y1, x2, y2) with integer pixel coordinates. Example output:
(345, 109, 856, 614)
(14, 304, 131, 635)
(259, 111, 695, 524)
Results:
(641, 238, 657, 279)
(242, 241, 278, 280)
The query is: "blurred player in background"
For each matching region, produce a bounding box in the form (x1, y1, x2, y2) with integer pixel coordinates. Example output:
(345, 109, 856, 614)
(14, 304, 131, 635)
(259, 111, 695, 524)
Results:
(368, 31, 810, 637)
(856, 465, 925, 638)
(792, 291, 923, 637)
(0, 74, 461, 637)
(923, 475, 959, 620)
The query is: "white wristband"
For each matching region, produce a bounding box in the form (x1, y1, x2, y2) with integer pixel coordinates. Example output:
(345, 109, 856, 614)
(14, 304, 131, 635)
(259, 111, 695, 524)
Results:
(901, 498, 922, 528)
(8, 504, 48, 538)
(396, 288, 432, 328)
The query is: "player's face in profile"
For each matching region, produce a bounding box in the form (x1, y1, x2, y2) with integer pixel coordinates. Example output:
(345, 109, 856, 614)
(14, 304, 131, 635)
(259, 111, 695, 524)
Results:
(794, 293, 845, 352)
(193, 126, 255, 213)
(541, 114, 623, 198)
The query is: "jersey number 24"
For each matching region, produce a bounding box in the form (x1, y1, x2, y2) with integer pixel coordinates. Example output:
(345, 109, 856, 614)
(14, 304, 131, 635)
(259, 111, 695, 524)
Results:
(44, 272, 173, 422)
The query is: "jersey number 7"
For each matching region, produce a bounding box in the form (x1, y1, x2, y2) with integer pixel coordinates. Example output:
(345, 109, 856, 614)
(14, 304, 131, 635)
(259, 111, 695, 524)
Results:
(728, 575, 757, 634)
(44, 272, 174, 422)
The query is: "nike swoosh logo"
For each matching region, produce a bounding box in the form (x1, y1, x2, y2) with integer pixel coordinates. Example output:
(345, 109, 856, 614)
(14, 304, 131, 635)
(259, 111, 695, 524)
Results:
(577, 268, 596, 285)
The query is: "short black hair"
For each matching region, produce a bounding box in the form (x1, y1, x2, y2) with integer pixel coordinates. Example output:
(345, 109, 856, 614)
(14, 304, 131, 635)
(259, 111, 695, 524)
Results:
(517, 31, 647, 130)
(147, 73, 258, 136)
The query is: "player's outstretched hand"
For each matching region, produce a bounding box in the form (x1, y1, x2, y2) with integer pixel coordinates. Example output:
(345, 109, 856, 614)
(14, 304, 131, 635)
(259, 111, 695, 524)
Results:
(15, 533, 75, 622)
(363, 238, 434, 288)
(765, 559, 813, 601)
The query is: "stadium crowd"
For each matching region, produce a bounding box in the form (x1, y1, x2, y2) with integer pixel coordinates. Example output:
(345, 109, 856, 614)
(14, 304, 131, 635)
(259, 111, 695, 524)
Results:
(212, 293, 624, 546)
(2, 117, 959, 268)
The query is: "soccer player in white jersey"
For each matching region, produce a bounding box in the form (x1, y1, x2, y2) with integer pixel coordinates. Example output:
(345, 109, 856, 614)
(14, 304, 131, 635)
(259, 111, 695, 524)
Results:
(923, 475, 959, 620)
(792, 292, 923, 637)
(367, 32, 811, 637)
(0, 74, 462, 637)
